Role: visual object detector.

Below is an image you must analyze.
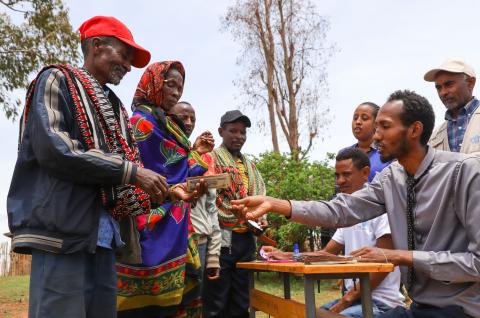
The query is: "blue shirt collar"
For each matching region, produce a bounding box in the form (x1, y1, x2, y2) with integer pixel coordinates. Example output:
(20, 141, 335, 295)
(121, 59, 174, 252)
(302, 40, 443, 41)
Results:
(444, 97, 478, 121)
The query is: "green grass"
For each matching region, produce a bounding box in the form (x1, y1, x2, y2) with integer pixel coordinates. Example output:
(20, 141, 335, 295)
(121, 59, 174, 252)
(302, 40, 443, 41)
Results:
(0, 274, 342, 318)
(0, 275, 29, 318)
(253, 272, 341, 317)
(0, 275, 29, 303)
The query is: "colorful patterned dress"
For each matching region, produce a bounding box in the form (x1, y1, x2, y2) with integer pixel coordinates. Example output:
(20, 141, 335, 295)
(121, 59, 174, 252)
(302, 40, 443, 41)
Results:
(116, 62, 207, 318)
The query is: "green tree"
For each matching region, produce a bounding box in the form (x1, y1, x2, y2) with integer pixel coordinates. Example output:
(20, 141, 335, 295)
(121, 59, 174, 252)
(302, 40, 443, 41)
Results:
(0, 0, 80, 120)
(253, 151, 335, 251)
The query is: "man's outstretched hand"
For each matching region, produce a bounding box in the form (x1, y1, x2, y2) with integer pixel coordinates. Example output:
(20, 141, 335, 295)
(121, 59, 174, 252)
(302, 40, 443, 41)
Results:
(231, 195, 292, 220)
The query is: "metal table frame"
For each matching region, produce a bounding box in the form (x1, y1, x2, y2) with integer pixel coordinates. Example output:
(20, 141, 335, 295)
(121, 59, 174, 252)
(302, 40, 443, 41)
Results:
(239, 262, 393, 318)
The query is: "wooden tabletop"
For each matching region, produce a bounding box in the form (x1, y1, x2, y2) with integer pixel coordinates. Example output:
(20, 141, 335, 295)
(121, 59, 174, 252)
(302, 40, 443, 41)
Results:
(237, 261, 394, 274)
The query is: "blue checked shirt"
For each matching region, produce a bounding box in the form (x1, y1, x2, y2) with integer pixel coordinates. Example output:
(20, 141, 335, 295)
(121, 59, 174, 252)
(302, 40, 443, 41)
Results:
(445, 97, 480, 152)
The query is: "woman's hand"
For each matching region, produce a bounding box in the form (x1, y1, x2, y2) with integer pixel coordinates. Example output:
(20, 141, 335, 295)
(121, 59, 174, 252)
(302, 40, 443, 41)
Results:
(170, 180, 208, 203)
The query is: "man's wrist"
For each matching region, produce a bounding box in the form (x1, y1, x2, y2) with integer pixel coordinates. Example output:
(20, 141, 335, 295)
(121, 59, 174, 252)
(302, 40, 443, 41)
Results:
(270, 198, 292, 217)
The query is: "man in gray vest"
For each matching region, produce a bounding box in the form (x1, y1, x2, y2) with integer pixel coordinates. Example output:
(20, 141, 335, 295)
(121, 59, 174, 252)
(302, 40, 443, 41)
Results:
(425, 59, 480, 155)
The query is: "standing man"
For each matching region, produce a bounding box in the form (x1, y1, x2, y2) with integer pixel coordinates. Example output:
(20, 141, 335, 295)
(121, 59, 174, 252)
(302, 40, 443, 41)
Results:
(263, 148, 404, 317)
(7, 16, 168, 318)
(170, 101, 221, 284)
(203, 110, 266, 318)
(425, 59, 480, 155)
(233, 90, 480, 318)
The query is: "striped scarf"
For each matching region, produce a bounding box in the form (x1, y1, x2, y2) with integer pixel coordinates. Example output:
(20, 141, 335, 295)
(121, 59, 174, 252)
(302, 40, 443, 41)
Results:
(212, 146, 265, 230)
(21, 64, 150, 219)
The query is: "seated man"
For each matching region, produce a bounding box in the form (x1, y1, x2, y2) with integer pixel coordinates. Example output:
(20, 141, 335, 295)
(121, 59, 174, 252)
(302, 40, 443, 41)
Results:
(262, 148, 404, 317)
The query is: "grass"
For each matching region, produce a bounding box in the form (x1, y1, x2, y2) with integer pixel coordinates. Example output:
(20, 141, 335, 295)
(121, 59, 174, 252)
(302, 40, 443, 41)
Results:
(0, 275, 29, 318)
(0, 274, 342, 318)
(253, 272, 341, 317)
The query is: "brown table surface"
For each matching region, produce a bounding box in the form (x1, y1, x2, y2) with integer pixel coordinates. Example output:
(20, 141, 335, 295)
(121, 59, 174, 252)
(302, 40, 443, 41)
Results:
(237, 261, 394, 274)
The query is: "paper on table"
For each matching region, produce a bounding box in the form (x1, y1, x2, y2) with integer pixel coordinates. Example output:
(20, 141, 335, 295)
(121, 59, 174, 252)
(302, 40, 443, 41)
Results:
(301, 254, 357, 265)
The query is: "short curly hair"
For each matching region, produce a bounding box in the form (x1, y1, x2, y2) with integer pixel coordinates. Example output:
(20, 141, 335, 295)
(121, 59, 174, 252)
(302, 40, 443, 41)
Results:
(387, 90, 435, 145)
(336, 148, 370, 170)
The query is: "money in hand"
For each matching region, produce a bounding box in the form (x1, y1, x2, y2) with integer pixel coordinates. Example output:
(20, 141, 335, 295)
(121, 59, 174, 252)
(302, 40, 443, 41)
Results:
(186, 173, 231, 191)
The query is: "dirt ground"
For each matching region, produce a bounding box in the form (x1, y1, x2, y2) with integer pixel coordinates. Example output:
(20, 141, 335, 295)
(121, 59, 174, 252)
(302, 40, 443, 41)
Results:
(1, 302, 28, 318)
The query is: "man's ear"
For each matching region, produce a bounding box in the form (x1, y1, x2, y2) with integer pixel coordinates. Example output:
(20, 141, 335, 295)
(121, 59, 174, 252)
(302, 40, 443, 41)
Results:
(90, 37, 104, 56)
(467, 76, 476, 92)
(410, 121, 424, 141)
(218, 127, 223, 137)
(361, 166, 370, 181)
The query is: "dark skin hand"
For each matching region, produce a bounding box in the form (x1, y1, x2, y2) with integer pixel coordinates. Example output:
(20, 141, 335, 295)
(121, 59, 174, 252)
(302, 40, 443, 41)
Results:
(170, 180, 208, 203)
(328, 236, 394, 314)
(133, 167, 168, 204)
(350, 246, 413, 267)
(193, 131, 215, 155)
(206, 267, 220, 280)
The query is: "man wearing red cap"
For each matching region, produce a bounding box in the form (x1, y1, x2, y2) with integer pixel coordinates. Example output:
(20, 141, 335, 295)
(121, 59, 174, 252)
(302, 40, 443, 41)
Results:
(7, 16, 167, 318)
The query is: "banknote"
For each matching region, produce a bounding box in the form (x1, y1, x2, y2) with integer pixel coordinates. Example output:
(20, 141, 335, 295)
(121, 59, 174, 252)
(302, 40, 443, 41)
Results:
(186, 173, 231, 191)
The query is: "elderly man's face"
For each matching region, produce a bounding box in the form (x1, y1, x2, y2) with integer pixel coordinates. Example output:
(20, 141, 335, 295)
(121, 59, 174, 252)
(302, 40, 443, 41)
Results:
(434, 71, 475, 113)
(93, 37, 134, 85)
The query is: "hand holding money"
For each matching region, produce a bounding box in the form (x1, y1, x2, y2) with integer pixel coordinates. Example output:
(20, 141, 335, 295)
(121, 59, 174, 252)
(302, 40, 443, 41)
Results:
(186, 173, 231, 191)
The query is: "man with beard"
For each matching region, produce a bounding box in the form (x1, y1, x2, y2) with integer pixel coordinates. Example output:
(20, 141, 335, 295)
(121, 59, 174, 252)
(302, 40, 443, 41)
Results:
(262, 148, 404, 317)
(7, 16, 168, 318)
(425, 59, 480, 155)
(232, 90, 480, 318)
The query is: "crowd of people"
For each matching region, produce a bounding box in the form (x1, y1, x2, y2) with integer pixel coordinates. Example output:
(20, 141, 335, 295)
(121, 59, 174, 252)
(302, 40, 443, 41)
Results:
(5, 15, 480, 318)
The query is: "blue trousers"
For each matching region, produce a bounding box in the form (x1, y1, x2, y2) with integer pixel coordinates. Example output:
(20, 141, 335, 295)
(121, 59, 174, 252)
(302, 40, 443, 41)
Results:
(29, 247, 116, 318)
(378, 302, 471, 318)
(323, 298, 393, 318)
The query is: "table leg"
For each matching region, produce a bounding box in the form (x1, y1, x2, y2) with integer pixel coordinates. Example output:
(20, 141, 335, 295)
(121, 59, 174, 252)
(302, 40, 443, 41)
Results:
(304, 276, 316, 318)
(359, 273, 373, 318)
(283, 272, 291, 299)
(249, 271, 256, 318)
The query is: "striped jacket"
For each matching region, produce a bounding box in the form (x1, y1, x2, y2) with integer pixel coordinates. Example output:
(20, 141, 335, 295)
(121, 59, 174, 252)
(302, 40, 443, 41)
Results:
(7, 67, 136, 254)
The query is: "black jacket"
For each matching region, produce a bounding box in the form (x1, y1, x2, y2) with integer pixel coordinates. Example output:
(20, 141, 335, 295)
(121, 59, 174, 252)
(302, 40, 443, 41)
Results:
(7, 67, 136, 254)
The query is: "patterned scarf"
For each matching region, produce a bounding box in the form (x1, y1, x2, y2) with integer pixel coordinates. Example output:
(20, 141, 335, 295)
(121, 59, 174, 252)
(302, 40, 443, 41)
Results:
(212, 145, 265, 230)
(131, 61, 191, 150)
(21, 64, 150, 219)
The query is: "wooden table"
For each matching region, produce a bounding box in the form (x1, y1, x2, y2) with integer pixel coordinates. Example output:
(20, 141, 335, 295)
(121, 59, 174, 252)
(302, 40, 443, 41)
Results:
(237, 261, 394, 318)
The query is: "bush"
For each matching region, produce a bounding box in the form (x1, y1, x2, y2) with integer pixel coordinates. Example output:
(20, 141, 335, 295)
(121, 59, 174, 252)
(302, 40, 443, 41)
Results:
(252, 151, 335, 251)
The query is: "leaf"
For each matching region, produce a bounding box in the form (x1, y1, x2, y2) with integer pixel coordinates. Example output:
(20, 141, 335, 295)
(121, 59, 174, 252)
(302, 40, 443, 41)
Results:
(0, 0, 80, 120)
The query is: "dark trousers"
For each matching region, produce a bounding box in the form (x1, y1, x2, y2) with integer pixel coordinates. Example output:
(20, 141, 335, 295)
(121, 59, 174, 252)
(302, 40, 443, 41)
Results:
(202, 232, 255, 318)
(29, 247, 117, 318)
(379, 303, 471, 318)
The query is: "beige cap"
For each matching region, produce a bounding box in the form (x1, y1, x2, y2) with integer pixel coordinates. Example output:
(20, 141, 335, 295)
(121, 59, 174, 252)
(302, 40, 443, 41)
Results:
(424, 59, 476, 82)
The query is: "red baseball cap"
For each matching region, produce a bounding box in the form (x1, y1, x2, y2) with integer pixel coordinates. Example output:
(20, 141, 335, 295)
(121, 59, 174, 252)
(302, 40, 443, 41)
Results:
(79, 16, 151, 68)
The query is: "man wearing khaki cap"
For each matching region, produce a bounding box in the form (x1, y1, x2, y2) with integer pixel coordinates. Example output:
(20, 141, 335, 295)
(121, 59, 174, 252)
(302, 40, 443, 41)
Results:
(425, 59, 480, 155)
(7, 16, 168, 318)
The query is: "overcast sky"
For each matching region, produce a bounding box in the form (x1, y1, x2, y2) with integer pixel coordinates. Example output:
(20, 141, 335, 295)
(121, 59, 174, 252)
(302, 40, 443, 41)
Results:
(1, 0, 479, 240)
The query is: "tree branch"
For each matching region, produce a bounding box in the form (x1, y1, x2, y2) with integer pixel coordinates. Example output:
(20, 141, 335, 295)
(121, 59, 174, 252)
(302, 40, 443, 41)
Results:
(0, 0, 29, 13)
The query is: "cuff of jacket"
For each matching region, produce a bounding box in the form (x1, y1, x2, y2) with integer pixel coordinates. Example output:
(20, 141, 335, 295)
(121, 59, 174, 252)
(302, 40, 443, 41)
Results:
(123, 162, 138, 185)
(206, 254, 220, 269)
